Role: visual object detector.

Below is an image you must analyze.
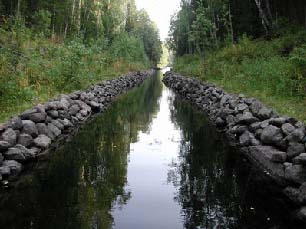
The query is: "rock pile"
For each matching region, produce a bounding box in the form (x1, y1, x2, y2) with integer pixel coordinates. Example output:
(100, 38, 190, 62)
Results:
(163, 71, 306, 220)
(0, 70, 152, 181)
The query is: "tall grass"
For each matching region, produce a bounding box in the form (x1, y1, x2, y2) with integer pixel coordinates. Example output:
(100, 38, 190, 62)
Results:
(0, 25, 149, 122)
(173, 31, 306, 121)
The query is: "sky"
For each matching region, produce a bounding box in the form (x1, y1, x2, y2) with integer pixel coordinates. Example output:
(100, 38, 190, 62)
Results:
(135, 0, 181, 41)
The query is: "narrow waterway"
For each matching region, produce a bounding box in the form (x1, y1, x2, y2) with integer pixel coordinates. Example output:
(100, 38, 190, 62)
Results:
(0, 71, 294, 228)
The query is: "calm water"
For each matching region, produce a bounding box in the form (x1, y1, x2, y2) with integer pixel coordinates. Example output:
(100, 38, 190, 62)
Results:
(0, 71, 296, 228)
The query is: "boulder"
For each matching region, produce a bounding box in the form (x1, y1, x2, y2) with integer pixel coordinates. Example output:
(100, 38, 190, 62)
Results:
(3, 147, 25, 161)
(1, 128, 17, 146)
(1, 160, 22, 176)
(51, 120, 64, 130)
(216, 117, 226, 128)
(0, 153, 3, 165)
(287, 128, 305, 143)
(20, 108, 37, 120)
(0, 141, 10, 152)
(8, 117, 23, 130)
(250, 101, 263, 116)
(258, 107, 272, 120)
(36, 123, 55, 140)
(29, 112, 47, 123)
(293, 153, 306, 165)
(69, 104, 80, 116)
(22, 120, 38, 137)
(47, 110, 59, 118)
(238, 112, 259, 125)
(239, 131, 252, 146)
(15, 144, 35, 160)
(270, 117, 287, 127)
(34, 135, 51, 148)
(287, 143, 305, 159)
(281, 123, 295, 136)
(17, 133, 33, 147)
(260, 125, 283, 145)
(236, 103, 248, 112)
(285, 164, 306, 184)
(48, 123, 61, 137)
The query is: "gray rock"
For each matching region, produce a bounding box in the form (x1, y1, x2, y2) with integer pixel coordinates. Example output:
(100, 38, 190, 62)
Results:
(293, 153, 306, 165)
(15, 144, 35, 160)
(80, 109, 89, 117)
(89, 101, 101, 110)
(2, 128, 17, 146)
(296, 207, 306, 221)
(270, 117, 287, 127)
(0, 141, 10, 152)
(47, 110, 59, 118)
(237, 103, 248, 112)
(3, 147, 25, 161)
(250, 101, 263, 116)
(258, 107, 272, 120)
(69, 104, 80, 116)
(17, 133, 33, 147)
(29, 112, 47, 123)
(29, 147, 41, 155)
(249, 122, 261, 133)
(0, 164, 10, 176)
(36, 123, 55, 140)
(20, 108, 37, 120)
(58, 118, 73, 128)
(216, 117, 225, 127)
(34, 135, 51, 148)
(281, 123, 295, 135)
(2, 160, 22, 176)
(22, 120, 38, 137)
(238, 112, 259, 125)
(226, 115, 236, 125)
(8, 117, 23, 130)
(287, 143, 305, 159)
(285, 164, 306, 184)
(0, 153, 3, 165)
(239, 131, 252, 146)
(260, 125, 283, 145)
(48, 123, 61, 137)
(287, 128, 305, 143)
(51, 120, 64, 130)
(270, 150, 287, 163)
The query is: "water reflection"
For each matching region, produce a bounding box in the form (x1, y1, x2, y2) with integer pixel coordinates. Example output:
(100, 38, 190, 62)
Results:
(168, 96, 240, 228)
(0, 72, 163, 229)
(0, 71, 297, 229)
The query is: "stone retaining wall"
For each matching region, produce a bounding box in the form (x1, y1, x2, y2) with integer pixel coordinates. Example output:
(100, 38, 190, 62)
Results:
(0, 70, 153, 182)
(163, 71, 306, 221)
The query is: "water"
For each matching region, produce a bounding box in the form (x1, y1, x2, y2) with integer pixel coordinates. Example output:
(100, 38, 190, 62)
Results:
(0, 71, 295, 229)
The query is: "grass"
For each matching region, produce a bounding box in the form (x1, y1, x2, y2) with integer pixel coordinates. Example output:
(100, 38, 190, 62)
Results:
(0, 28, 149, 123)
(173, 31, 306, 122)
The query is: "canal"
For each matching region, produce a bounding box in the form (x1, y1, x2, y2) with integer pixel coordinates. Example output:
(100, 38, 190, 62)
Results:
(0, 70, 295, 228)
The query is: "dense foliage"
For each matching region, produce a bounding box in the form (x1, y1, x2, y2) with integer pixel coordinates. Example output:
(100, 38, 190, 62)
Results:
(169, 0, 306, 121)
(168, 0, 306, 56)
(0, 0, 162, 121)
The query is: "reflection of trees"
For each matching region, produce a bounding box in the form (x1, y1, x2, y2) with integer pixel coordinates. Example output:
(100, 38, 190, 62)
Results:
(0, 72, 163, 229)
(168, 95, 240, 229)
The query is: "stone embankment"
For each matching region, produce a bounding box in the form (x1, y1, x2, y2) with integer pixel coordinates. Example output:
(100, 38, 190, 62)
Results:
(163, 71, 306, 221)
(0, 70, 153, 182)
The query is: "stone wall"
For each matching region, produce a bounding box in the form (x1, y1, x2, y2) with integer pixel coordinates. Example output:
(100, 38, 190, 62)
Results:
(0, 70, 153, 182)
(163, 71, 306, 221)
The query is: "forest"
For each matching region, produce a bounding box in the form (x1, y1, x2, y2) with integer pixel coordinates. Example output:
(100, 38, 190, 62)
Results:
(169, 0, 306, 121)
(0, 0, 162, 121)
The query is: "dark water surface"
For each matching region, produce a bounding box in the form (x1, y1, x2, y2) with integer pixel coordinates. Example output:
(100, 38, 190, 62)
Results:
(0, 71, 295, 228)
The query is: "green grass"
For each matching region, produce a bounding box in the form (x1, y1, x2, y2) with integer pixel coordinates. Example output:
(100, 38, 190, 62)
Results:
(173, 31, 306, 122)
(0, 28, 149, 123)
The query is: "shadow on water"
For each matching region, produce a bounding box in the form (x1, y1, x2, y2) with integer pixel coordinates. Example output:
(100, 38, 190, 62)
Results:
(0, 70, 301, 229)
